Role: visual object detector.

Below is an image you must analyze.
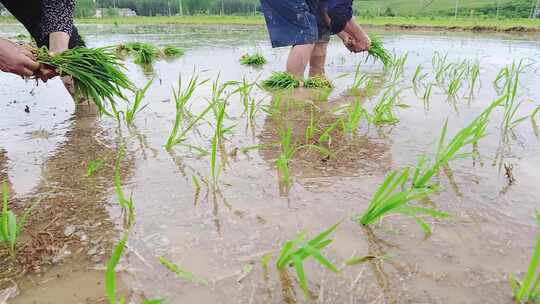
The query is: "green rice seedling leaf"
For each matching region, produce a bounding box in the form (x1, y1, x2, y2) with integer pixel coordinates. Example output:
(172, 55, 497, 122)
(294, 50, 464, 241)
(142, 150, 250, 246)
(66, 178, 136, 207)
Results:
(516, 222, 540, 301)
(133, 43, 159, 65)
(159, 256, 208, 285)
(240, 53, 267, 67)
(304, 76, 333, 89)
(106, 232, 128, 304)
(142, 300, 164, 304)
(163, 45, 184, 58)
(276, 222, 341, 298)
(114, 146, 135, 228)
(86, 159, 104, 177)
(371, 87, 402, 125)
(35, 46, 135, 117)
(125, 79, 153, 126)
(261, 252, 273, 270)
(351, 64, 368, 90)
(366, 34, 392, 68)
(261, 72, 301, 90)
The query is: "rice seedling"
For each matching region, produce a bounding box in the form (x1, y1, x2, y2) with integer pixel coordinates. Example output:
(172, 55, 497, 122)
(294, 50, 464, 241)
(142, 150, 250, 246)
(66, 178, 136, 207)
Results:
(446, 63, 467, 98)
(235, 77, 259, 120)
(339, 100, 369, 135)
(211, 100, 227, 184)
(276, 127, 331, 188)
(162, 45, 185, 58)
(86, 159, 104, 177)
(468, 63, 480, 96)
(114, 146, 135, 229)
(106, 232, 128, 304)
(355, 168, 449, 236)
(165, 74, 211, 149)
(432, 51, 451, 84)
(509, 212, 540, 303)
(276, 221, 341, 298)
(366, 34, 392, 68)
(134, 43, 158, 65)
(388, 52, 408, 81)
(412, 100, 500, 189)
(240, 53, 267, 67)
(498, 60, 529, 143)
(304, 75, 333, 89)
(351, 64, 368, 91)
(1, 182, 40, 258)
(318, 119, 341, 145)
(34, 46, 136, 116)
(261, 72, 301, 90)
(412, 64, 427, 87)
(159, 256, 208, 285)
(125, 79, 152, 126)
(371, 87, 401, 125)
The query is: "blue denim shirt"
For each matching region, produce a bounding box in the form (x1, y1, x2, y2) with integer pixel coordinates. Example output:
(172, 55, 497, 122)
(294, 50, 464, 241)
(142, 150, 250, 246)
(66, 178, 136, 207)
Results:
(326, 0, 353, 34)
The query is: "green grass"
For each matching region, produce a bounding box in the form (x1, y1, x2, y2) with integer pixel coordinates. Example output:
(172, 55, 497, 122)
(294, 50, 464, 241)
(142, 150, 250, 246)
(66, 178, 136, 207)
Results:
(261, 72, 301, 90)
(162, 45, 185, 58)
(159, 256, 208, 285)
(67, 15, 540, 31)
(240, 53, 267, 67)
(276, 221, 341, 298)
(1, 182, 40, 258)
(509, 212, 540, 303)
(35, 46, 135, 116)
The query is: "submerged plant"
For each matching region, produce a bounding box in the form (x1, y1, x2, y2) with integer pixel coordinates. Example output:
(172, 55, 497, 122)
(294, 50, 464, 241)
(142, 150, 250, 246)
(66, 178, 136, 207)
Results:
(240, 53, 267, 67)
(162, 45, 185, 58)
(261, 72, 301, 90)
(86, 159, 104, 177)
(1, 182, 40, 258)
(366, 34, 392, 68)
(355, 169, 449, 236)
(304, 75, 333, 89)
(276, 222, 341, 298)
(35, 46, 135, 116)
(509, 212, 540, 303)
(125, 79, 152, 126)
(159, 256, 208, 285)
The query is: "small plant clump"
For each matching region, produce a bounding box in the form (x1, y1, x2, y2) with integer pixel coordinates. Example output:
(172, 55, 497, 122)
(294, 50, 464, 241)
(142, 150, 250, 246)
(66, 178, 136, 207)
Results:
(35, 46, 136, 116)
(367, 34, 392, 68)
(261, 72, 301, 90)
(162, 45, 185, 58)
(304, 75, 333, 89)
(240, 53, 267, 67)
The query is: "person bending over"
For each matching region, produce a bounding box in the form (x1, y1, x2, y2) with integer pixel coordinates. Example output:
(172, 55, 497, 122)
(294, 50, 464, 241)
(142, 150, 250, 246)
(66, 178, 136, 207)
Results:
(0, 0, 84, 82)
(261, 0, 371, 78)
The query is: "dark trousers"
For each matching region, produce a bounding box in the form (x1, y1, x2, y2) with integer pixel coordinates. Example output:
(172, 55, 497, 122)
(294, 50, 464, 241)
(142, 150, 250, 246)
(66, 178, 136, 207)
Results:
(1, 0, 84, 48)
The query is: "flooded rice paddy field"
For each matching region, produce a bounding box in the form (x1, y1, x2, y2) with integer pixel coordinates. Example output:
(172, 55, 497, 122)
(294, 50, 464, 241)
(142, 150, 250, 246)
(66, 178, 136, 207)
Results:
(1, 24, 540, 303)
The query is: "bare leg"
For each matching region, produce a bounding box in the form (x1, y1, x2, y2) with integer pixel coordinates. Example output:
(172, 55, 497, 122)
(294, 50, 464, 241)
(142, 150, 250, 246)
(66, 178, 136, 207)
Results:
(286, 44, 315, 78)
(308, 41, 329, 77)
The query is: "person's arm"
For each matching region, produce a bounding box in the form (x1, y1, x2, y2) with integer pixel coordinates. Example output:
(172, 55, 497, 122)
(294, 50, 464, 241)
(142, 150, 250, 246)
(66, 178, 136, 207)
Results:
(342, 19, 371, 53)
(36, 0, 76, 81)
(0, 38, 40, 77)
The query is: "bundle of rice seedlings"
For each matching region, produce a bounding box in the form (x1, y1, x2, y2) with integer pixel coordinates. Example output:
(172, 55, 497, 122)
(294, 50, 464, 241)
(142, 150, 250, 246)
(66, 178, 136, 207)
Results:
(240, 53, 267, 67)
(261, 72, 300, 90)
(163, 45, 185, 58)
(35, 46, 136, 116)
(367, 34, 392, 68)
(134, 43, 158, 65)
(304, 75, 333, 89)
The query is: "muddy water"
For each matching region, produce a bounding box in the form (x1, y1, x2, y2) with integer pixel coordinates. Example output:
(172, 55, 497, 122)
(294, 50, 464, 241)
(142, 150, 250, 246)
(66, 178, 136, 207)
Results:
(1, 24, 540, 303)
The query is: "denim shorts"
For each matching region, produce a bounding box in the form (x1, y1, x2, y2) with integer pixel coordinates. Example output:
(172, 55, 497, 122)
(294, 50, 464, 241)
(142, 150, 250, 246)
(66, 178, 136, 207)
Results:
(261, 0, 331, 48)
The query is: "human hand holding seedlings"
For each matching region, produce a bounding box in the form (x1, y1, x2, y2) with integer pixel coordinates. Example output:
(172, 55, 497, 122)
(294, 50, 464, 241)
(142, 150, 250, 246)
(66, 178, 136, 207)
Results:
(34, 32, 71, 82)
(0, 38, 40, 77)
(337, 31, 356, 52)
(342, 20, 371, 53)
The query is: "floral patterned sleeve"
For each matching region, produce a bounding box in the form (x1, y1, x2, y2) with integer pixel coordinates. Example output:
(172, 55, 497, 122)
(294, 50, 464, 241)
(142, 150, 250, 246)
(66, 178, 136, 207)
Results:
(42, 0, 76, 36)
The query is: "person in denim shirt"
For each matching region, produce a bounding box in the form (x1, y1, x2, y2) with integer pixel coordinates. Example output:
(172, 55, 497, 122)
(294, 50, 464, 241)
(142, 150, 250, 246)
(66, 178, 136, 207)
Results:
(261, 0, 371, 78)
